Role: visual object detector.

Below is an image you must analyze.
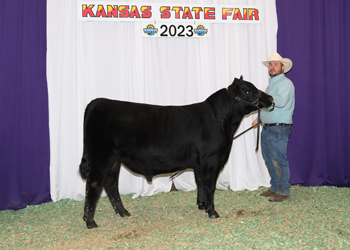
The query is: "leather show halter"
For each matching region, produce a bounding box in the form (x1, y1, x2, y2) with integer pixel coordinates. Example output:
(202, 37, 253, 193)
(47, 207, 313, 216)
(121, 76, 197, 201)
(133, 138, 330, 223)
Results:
(233, 90, 262, 109)
(232, 90, 262, 152)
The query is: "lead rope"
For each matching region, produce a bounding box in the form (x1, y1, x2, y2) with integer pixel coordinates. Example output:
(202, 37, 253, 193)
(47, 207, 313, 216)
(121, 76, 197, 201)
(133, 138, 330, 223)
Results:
(256, 109, 260, 152)
(232, 109, 260, 152)
(171, 116, 261, 181)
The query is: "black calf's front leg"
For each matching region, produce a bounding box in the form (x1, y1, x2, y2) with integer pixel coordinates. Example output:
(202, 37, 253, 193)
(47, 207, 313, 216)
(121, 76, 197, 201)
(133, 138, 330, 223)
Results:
(205, 186, 220, 219)
(104, 167, 130, 218)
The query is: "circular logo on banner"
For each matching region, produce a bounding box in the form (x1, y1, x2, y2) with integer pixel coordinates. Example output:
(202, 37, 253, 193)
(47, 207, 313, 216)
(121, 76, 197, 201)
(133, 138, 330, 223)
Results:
(143, 24, 158, 36)
(194, 25, 208, 37)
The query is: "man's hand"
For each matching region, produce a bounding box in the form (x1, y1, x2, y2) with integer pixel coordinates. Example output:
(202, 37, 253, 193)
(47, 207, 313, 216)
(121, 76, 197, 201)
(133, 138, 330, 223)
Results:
(252, 120, 258, 128)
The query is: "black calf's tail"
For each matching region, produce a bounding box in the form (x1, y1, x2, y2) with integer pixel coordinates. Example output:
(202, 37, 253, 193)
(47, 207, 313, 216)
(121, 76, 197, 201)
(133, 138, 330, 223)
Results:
(79, 99, 100, 180)
(79, 103, 91, 180)
(79, 154, 90, 180)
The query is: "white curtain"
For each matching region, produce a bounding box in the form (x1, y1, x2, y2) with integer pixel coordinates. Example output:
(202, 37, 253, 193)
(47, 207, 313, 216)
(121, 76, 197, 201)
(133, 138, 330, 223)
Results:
(47, 0, 277, 201)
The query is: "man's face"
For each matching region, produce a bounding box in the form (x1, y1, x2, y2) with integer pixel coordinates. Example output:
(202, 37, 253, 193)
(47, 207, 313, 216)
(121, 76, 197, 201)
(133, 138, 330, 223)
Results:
(268, 61, 284, 78)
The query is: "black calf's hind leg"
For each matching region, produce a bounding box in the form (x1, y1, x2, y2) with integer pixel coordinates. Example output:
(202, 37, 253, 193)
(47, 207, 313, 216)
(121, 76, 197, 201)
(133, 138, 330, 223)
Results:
(202, 167, 221, 219)
(194, 169, 206, 210)
(83, 176, 105, 229)
(104, 163, 130, 217)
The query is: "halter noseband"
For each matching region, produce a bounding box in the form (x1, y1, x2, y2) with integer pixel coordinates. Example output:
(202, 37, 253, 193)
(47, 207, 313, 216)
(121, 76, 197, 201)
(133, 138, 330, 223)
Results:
(234, 90, 262, 109)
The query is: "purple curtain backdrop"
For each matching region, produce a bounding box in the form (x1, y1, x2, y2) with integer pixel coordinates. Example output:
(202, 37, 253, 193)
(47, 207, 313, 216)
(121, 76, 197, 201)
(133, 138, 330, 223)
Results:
(0, 1, 51, 210)
(276, 0, 350, 186)
(1, 1, 349, 211)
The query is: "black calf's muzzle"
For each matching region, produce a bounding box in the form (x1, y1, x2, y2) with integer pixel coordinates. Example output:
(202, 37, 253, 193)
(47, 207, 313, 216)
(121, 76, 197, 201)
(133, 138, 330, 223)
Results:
(258, 93, 274, 109)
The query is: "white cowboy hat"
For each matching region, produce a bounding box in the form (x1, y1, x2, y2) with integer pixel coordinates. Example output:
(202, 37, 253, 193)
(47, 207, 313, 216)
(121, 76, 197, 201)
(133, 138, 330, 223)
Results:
(262, 53, 293, 73)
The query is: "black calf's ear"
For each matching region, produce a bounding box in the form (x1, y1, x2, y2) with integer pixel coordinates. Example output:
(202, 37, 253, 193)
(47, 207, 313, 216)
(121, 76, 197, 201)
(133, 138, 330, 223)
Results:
(240, 75, 243, 81)
(232, 78, 238, 85)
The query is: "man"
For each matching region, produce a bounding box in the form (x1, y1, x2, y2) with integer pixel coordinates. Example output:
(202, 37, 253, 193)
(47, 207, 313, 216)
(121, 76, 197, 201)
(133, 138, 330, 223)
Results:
(252, 53, 295, 202)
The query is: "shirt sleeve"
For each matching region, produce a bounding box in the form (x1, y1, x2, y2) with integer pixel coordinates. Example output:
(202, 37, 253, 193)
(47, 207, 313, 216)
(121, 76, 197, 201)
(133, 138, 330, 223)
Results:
(269, 80, 294, 108)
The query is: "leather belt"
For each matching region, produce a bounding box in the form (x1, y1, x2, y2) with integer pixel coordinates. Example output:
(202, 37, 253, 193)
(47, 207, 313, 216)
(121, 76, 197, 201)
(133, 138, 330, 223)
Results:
(263, 123, 291, 127)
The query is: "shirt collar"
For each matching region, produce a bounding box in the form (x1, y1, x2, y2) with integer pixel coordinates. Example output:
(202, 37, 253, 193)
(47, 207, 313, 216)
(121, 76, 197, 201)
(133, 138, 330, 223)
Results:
(270, 73, 285, 83)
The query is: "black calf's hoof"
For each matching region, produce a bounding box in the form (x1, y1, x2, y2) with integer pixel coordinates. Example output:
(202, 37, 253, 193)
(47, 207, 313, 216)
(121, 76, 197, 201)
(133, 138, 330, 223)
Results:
(120, 211, 131, 217)
(86, 220, 98, 229)
(198, 204, 206, 210)
(208, 211, 220, 218)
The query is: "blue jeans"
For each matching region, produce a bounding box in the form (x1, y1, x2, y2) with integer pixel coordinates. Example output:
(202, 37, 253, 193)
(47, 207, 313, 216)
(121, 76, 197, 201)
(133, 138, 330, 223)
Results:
(261, 125, 291, 196)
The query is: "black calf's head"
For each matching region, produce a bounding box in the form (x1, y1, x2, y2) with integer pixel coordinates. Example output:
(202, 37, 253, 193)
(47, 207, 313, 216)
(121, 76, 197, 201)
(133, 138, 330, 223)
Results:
(228, 76, 273, 109)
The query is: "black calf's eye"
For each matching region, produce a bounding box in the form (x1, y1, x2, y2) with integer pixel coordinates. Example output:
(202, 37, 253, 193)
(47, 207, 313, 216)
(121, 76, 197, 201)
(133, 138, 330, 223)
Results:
(246, 91, 250, 94)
